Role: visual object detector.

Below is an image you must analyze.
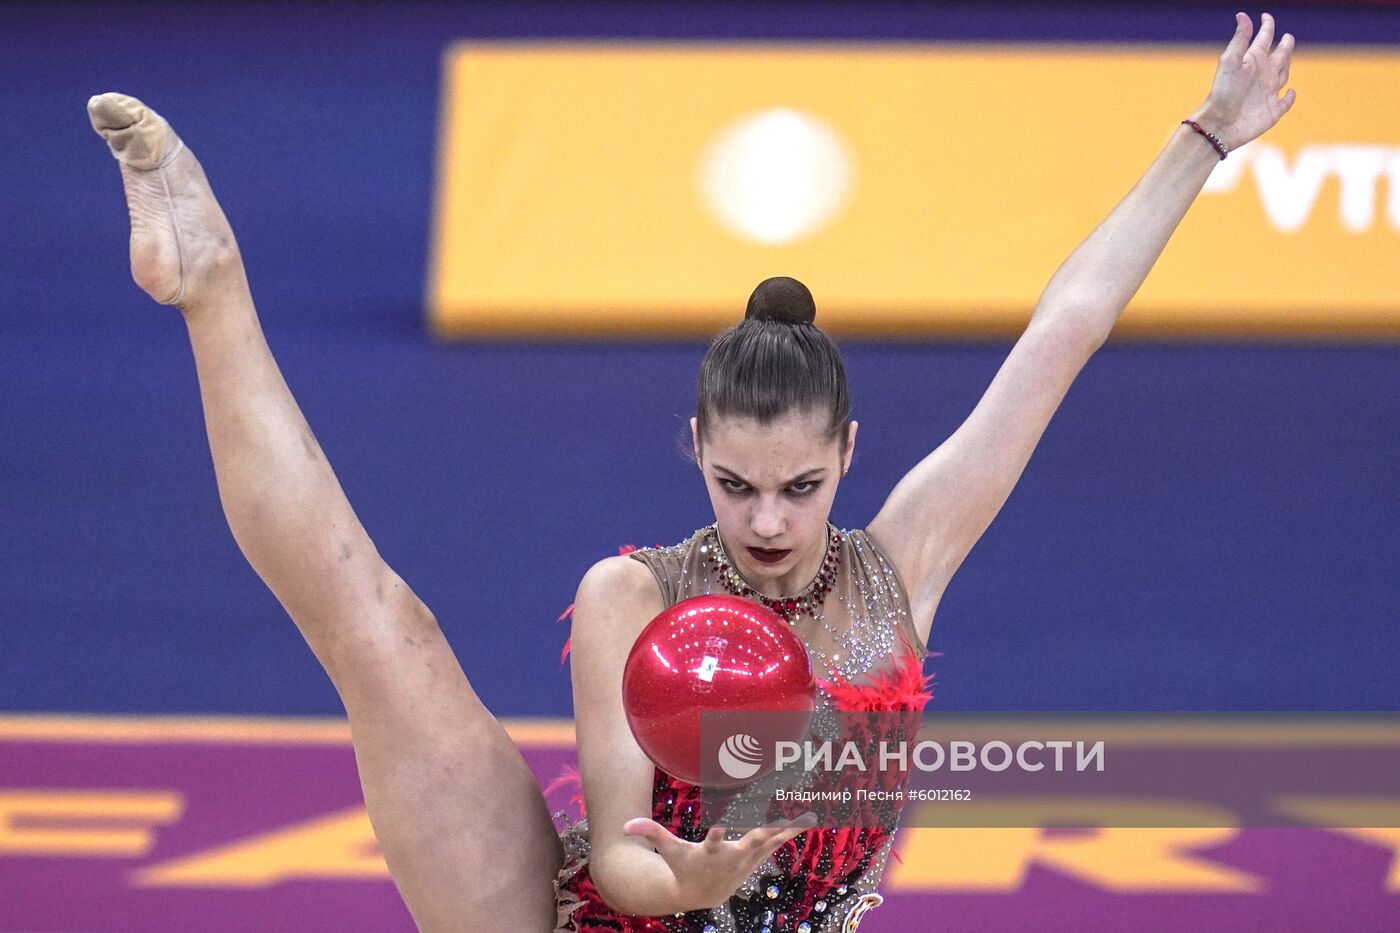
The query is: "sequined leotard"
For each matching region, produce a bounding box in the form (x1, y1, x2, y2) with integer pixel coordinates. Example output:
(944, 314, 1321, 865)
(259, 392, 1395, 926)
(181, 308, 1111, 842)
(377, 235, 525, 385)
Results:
(554, 525, 932, 933)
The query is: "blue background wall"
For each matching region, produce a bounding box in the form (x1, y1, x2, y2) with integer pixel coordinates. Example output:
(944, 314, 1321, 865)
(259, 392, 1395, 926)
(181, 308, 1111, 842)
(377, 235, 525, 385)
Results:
(2, 2, 1397, 717)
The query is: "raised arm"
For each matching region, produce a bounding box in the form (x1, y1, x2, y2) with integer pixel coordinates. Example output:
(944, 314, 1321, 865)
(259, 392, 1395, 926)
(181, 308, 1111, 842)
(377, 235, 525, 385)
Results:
(869, 12, 1296, 637)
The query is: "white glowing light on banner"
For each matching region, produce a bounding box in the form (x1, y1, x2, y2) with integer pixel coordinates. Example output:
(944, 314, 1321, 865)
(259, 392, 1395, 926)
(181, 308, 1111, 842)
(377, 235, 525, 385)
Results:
(698, 108, 855, 245)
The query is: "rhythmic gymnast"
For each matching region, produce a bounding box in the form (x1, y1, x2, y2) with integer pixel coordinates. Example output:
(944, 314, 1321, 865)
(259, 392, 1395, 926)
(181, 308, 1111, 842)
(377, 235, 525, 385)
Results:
(89, 12, 1294, 931)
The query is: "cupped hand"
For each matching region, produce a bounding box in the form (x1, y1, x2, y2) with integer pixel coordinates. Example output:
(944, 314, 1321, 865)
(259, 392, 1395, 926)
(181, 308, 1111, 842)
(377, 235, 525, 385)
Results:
(1196, 12, 1297, 151)
(623, 813, 818, 912)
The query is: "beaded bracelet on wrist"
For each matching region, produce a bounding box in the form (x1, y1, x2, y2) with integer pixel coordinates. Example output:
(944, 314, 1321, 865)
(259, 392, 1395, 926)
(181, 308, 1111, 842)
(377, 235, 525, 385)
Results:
(1181, 119, 1229, 160)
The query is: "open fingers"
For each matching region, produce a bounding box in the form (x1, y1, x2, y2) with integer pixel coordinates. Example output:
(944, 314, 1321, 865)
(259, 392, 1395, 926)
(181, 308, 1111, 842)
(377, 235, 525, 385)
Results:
(737, 820, 785, 853)
(755, 821, 818, 861)
(1271, 32, 1295, 88)
(740, 813, 818, 853)
(1249, 12, 1276, 58)
(1222, 11, 1252, 61)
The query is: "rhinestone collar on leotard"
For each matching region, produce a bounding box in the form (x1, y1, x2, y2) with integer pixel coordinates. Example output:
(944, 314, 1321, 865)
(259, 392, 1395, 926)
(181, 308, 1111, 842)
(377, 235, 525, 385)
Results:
(703, 523, 843, 624)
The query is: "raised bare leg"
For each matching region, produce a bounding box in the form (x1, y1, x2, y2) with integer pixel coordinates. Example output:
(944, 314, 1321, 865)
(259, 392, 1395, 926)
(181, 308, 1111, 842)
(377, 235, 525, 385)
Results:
(89, 93, 563, 931)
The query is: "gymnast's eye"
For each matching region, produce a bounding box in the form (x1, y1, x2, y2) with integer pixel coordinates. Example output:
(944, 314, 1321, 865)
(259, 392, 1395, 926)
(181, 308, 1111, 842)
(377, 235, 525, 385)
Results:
(718, 478, 749, 493)
(788, 481, 819, 496)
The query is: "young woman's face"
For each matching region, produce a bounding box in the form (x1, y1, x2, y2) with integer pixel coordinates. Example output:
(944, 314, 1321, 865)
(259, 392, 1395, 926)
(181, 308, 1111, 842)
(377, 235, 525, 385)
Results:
(692, 409, 857, 589)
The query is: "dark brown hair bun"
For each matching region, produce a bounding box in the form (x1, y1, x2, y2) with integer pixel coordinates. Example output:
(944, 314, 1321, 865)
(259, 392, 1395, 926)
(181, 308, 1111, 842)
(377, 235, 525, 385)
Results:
(745, 276, 816, 325)
(698, 275, 849, 444)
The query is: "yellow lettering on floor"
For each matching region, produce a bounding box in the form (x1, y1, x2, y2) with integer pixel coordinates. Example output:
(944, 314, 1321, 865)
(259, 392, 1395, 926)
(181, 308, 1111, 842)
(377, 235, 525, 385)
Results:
(1277, 796, 1400, 892)
(131, 806, 388, 887)
(0, 789, 182, 857)
(887, 798, 1258, 892)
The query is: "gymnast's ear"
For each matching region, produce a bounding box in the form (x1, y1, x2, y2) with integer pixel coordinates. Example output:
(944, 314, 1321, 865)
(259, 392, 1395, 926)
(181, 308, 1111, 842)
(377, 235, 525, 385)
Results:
(690, 417, 702, 466)
(842, 420, 858, 476)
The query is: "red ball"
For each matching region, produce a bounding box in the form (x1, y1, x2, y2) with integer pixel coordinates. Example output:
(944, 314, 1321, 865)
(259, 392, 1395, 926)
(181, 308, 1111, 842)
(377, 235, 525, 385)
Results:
(623, 594, 816, 788)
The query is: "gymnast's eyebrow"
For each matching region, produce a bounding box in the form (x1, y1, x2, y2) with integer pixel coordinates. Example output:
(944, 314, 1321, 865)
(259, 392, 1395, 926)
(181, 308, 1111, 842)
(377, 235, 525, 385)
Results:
(710, 465, 828, 486)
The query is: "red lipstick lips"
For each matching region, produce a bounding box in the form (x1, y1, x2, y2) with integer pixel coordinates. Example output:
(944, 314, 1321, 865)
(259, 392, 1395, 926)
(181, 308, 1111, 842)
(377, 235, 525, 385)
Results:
(746, 547, 791, 564)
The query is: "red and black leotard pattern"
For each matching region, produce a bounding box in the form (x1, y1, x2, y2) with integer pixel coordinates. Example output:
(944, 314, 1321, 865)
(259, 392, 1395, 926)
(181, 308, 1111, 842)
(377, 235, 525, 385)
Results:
(554, 528, 934, 933)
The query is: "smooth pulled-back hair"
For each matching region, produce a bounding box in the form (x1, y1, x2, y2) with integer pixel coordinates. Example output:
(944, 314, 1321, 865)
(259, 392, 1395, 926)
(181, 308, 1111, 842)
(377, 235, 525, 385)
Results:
(695, 277, 851, 445)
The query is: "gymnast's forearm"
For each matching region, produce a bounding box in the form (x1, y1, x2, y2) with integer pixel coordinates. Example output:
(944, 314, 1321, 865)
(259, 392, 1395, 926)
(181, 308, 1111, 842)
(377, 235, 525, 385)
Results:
(181, 281, 396, 642)
(1030, 115, 1220, 347)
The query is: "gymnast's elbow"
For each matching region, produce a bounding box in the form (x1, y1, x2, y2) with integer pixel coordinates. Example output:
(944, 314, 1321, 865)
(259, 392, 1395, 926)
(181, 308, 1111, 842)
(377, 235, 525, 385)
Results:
(588, 844, 683, 918)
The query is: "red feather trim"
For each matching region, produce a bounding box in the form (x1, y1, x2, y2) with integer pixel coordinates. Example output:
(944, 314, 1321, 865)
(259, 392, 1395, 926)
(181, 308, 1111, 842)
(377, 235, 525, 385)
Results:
(544, 764, 587, 819)
(816, 646, 934, 713)
(557, 604, 575, 667)
(557, 546, 638, 669)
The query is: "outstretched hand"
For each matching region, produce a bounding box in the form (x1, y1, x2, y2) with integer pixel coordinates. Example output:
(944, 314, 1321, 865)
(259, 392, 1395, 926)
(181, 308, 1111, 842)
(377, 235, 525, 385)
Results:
(623, 813, 818, 911)
(1196, 12, 1296, 151)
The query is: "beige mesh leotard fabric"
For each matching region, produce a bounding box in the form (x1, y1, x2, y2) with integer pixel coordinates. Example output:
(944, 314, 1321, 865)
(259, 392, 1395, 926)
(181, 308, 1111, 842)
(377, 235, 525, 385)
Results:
(554, 524, 929, 933)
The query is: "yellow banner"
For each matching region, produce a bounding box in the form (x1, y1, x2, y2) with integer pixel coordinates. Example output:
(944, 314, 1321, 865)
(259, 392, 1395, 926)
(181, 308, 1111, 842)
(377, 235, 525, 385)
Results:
(429, 43, 1400, 338)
